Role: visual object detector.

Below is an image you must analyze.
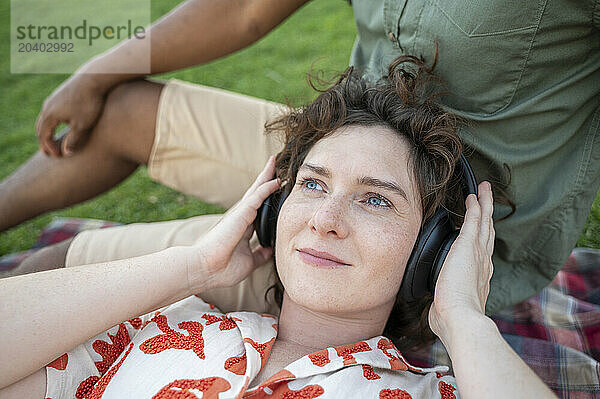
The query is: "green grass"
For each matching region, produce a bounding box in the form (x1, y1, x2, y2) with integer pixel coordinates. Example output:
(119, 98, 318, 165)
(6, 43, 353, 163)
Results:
(0, 0, 357, 255)
(1, 0, 599, 255)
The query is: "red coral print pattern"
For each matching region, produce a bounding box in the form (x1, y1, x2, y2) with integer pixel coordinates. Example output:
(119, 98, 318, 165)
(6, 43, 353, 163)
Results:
(225, 352, 247, 375)
(87, 342, 135, 399)
(379, 388, 412, 399)
(243, 337, 276, 370)
(140, 315, 205, 359)
(202, 313, 239, 330)
(47, 353, 68, 370)
(334, 341, 371, 366)
(75, 376, 100, 399)
(308, 349, 330, 367)
(270, 382, 324, 398)
(362, 364, 381, 380)
(152, 377, 231, 399)
(128, 317, 142, 329)
(92, 323, 131, 374)
(377, 338, 408, 371)
(438, 381, 457, 399)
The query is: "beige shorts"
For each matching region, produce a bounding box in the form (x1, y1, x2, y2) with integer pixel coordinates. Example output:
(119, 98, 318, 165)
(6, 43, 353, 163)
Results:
(66, 79, 286, 315)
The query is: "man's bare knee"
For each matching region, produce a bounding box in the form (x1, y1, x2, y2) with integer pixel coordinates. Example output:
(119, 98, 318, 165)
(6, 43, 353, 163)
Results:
(0, 238, 72, 279)
(94, 80, 164, 165)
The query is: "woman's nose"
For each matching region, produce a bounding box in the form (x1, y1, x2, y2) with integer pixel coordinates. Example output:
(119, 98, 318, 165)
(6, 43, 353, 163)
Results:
(308, 195, 350, 239)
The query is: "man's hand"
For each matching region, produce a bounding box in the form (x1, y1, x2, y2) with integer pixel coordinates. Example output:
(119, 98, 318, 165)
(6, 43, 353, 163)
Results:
(33, 0, 309, 157)
(35, 74, 109, 157)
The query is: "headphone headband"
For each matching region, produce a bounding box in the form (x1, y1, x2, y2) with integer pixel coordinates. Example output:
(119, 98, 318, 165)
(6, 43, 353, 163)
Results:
(458, 153, 478, 198)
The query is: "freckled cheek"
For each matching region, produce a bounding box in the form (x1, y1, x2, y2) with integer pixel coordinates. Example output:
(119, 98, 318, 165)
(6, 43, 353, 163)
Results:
(274, 199, 312, 274)
(278, 195, 318, 228)
(277, 198, 309, 233)
(358, 222, 417, 289)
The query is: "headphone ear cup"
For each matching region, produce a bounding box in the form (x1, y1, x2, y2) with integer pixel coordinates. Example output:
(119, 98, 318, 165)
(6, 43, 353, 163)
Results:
(254, 192, 279, 248)
(428, 229, 459, 294)
(399, 209, 454, 302)
(399, 154, 478, 302)
(254, 187, 290, 248)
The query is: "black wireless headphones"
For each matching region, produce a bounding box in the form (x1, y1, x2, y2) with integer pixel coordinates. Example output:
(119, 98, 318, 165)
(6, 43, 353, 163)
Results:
(253, 153, 478, 302)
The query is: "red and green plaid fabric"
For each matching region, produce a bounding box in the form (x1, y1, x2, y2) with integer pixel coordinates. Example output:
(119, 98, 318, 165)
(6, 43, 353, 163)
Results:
(405, 248, 600, 398)
(2, 218, 599, 397)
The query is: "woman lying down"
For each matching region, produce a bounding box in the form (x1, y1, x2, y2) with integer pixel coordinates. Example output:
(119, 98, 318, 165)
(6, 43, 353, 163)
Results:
(0, 57, 557, 398)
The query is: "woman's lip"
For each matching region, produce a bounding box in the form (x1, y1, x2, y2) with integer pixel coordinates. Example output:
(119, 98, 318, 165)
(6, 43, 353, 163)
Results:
(297, 248, 351, 268)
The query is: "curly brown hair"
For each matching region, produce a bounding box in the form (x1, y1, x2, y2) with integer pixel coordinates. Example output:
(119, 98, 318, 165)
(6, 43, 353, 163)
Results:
(265, 55, 466, 351)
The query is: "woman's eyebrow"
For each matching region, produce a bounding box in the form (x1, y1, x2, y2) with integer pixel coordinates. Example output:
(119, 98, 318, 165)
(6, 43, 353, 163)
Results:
(356, 176, 409, 203)
(299, 163, 331, 178)
(300, 163, 409, 203)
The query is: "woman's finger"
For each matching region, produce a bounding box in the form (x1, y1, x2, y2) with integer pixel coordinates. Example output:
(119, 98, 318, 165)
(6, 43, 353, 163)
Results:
(225, 177, 281, 230)
(246, 178, 282, 211)
(458, 193, 481, 242)
(478, 181, 494, 250)
(243, 156, 277, 200)
(487, 219, 496, 255)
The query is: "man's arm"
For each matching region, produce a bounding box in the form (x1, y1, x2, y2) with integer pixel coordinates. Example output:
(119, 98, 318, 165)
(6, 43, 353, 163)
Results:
(37, 0, 311, 155)
(83, 0, 312, 88)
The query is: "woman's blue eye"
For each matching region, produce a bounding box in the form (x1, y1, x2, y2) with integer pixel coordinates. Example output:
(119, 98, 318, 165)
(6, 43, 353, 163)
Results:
(365, 195, 390, 208)
(306, 181, 320, 190)
(299, 178, 324, 192)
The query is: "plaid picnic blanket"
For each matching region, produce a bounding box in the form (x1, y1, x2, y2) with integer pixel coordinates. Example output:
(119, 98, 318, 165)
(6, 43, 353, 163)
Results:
(404, 248, 600, 398)
(2, 217, 599, 398)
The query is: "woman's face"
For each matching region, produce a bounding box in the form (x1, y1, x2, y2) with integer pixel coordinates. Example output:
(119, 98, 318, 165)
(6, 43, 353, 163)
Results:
(275, 125, 423, 315)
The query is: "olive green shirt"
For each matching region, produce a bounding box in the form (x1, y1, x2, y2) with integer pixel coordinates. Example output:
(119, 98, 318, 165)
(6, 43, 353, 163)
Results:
(349, 0, 600, 313)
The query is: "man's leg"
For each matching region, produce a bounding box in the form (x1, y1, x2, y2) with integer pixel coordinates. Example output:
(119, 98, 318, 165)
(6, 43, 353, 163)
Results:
(0, 215, 279, 315)
(0, 80, 284, 314)
(0, 238, 72, 279)
(0, 80, 163, 232)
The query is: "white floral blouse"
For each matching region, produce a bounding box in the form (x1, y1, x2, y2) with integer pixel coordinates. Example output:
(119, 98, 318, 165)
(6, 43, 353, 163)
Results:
(45, 296, 460, 398)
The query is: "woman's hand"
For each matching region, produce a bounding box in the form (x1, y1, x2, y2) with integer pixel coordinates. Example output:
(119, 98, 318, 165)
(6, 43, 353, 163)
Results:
(428, 181, 495, 342)
(427, 182, 558, 398)
(187, 156, 281, 293)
